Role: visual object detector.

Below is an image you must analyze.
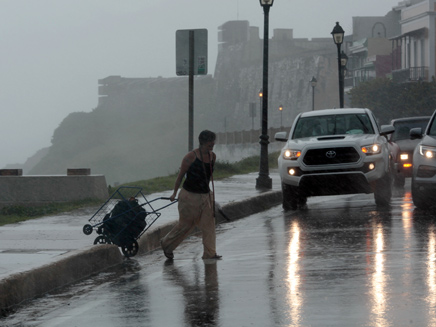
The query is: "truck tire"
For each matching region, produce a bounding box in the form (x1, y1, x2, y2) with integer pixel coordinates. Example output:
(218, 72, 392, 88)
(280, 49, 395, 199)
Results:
(374, 173, 392, 206)
(282, 183, 307, 210)
(412, 178, 430, 209)
(394, 173, 405, 188)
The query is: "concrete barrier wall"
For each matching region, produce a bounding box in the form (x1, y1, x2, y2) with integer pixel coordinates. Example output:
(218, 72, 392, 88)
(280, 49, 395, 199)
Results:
(0, 175, 109, 209)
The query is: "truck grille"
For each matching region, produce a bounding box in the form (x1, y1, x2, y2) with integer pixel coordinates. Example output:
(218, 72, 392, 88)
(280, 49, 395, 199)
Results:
(303, 147, 360, 165)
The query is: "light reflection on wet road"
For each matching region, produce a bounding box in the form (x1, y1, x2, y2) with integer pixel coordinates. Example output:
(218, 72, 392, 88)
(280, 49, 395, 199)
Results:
(2, 183, 436, 326)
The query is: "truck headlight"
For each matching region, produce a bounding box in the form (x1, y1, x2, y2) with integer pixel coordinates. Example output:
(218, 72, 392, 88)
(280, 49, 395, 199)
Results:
(361, 144, 381, 155)
(283, 149, 301, 160)
(419, 145, 436, 159)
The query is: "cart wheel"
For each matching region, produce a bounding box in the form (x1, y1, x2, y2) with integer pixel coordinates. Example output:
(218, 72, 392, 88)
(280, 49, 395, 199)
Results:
(121, 240, 139, 257)
(83, 224, 93, 235)
(93, 235, 111, 245)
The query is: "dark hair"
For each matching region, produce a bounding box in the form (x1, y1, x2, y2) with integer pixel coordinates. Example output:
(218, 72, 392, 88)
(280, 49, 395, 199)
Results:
(198, 130, 216, 145)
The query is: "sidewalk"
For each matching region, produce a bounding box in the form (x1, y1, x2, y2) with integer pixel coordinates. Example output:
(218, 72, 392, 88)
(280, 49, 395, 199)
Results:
(0, 172, 281, 313)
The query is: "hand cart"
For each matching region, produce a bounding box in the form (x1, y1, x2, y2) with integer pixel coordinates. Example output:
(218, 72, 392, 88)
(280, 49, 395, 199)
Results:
(82, 186, 176, 257)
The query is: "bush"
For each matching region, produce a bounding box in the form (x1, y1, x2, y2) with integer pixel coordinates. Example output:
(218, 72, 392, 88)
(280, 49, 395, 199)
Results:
(349, 78, 436, 123)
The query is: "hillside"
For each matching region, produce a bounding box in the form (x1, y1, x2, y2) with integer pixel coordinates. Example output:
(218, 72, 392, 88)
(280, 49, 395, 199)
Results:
(29, 76, 216, 185)
(3, 147, 49, 174)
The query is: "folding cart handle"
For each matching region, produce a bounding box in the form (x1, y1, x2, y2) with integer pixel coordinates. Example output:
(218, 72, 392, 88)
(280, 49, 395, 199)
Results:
(160, 196, 178, 201)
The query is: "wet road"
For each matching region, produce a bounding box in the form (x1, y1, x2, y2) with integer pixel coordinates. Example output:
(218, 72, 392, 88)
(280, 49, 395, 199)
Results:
(2, 182, 436, 327)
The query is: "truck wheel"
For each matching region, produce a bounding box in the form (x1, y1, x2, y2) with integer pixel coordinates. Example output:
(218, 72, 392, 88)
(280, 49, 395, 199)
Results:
(412, 178, 430, 209)
(282, 183, 298, 210)
(282, 183, 306, 210)
(374, 173, 392, 206)
(393, 173, 405, 188)
(297, 187, 308, 208)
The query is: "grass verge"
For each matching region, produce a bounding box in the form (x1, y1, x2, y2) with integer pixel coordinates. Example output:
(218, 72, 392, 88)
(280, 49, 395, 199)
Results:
(0, 199, 102, 227)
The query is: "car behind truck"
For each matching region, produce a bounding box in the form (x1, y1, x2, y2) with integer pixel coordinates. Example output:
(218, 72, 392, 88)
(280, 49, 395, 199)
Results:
(389, 116, 431, 187)
(410, 110, 436, 209)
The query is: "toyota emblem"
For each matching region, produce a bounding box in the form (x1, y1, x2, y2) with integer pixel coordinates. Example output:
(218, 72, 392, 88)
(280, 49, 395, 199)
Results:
(326, 150, 336, 158)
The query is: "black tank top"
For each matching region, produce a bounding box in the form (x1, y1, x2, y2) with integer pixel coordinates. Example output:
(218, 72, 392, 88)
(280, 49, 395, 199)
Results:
(183, 152, 213, 194)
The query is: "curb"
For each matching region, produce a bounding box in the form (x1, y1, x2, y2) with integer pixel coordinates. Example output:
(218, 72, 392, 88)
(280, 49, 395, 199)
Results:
(0, 244, 123, 316)
(0, 190, 282, 315)
(216, 190, 282, 223)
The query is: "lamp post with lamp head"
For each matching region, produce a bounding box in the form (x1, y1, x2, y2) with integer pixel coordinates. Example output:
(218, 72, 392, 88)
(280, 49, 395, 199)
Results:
(331, 22, 345, 108)
(258, 89, 263, 129)
(256, 0, 274, 190)
(340, 50, 348, 106)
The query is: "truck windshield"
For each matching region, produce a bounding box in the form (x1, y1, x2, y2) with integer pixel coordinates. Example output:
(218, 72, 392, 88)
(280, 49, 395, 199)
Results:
(391, 119, 430, 141)
(292, 114, 374, 139)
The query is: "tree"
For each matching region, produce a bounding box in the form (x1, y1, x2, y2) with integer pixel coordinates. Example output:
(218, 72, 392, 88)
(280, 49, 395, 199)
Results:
(349, 78, 436, 123)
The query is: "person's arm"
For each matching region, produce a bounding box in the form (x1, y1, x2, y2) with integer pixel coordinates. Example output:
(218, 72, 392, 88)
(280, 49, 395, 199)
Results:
(170, 152, 195, 201)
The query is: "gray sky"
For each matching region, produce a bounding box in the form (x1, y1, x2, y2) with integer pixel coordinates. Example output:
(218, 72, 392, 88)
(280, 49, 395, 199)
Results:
(0, 0, 401, 168)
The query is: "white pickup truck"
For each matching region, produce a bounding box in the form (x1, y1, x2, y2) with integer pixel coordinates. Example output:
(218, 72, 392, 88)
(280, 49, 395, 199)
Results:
(275, 108, 395, 210)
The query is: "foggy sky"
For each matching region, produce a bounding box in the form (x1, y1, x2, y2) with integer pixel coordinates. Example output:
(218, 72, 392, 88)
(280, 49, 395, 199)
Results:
(0, 0, 401, 168)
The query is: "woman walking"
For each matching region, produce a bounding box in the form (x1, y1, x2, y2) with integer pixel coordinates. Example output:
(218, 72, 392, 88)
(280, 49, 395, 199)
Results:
(160, 130, 222, 260)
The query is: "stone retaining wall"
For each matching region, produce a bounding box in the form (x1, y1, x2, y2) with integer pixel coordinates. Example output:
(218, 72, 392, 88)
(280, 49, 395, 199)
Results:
(0, 174, 108, 209)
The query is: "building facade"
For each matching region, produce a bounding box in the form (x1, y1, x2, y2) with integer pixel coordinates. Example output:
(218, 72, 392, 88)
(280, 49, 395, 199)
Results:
(343, 0, 436, 101)
(345, 6, 402, 91)
(391, 0, 436, 82)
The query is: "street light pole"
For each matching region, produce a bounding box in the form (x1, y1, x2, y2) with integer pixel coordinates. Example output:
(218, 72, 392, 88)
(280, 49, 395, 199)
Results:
(310, 76, 317, 111)
(331, 22, 345, 108)
(256, 0, 274, 190)
(340, 50, 348, 107)
(258, 89, 263, 129)
(279, 104, 283, 127)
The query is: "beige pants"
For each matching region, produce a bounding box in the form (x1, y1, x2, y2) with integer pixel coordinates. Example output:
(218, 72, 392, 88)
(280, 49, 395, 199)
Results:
(161, 188, 216, 259)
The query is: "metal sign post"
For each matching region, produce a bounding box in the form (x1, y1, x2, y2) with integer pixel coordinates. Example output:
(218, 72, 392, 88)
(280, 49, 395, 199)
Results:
(189, 31, 194, 151)
(176, 29, 208, 151)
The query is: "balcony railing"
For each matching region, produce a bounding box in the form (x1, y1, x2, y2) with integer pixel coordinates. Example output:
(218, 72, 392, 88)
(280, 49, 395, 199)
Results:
(344, 73, 377, 88)
(392, 66, 428, 83)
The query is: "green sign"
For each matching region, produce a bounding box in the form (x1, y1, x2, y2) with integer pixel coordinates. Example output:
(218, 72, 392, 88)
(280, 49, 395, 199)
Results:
(176, 29, 208, 76)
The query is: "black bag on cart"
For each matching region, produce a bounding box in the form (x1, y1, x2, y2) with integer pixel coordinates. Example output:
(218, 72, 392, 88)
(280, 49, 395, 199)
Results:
(104, 198, 147, 241)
